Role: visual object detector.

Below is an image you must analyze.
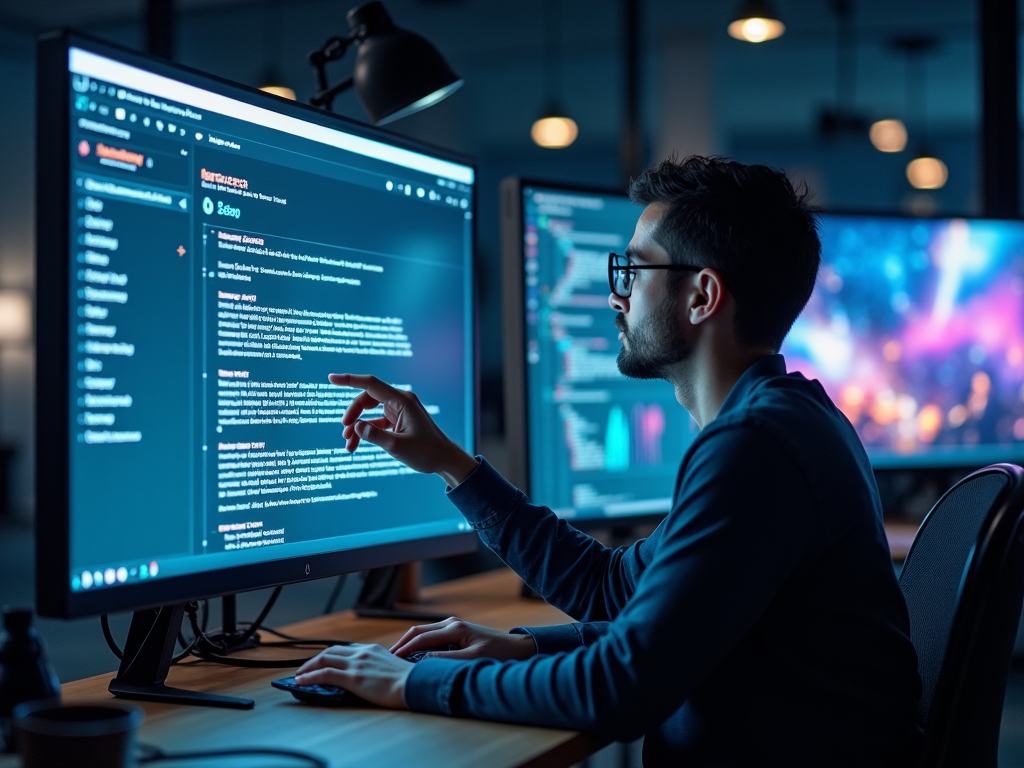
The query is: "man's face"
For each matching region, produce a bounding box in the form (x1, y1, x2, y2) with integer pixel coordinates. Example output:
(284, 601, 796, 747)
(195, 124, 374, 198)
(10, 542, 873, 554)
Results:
(610, 203, 691, 379)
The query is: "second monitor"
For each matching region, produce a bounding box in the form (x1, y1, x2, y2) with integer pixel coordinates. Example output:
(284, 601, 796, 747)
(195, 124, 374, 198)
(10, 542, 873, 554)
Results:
(501, 179, 699, 526)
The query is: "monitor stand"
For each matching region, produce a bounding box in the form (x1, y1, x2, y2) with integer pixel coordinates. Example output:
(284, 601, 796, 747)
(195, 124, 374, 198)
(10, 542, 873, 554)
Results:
(352, 564, 448, 622)
(108, 604, 254, 709)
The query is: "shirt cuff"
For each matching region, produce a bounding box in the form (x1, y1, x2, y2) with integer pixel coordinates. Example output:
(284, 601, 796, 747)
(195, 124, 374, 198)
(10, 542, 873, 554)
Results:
(511, 624, 584, 655)
(445, 456, 524, 530)
(403, 658, 469, 716)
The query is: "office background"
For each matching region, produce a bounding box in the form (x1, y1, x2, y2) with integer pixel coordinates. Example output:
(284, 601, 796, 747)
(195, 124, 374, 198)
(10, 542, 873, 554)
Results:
(0, 1, 1023, 765)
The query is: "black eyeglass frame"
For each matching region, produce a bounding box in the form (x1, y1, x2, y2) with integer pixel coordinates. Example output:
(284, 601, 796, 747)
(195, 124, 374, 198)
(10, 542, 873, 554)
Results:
(607, 252, 704, 298)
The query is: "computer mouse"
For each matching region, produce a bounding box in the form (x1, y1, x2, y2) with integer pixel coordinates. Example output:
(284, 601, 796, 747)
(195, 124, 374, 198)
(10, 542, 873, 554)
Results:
(272, 676, 370, 707)
(401, 644, 459, 663)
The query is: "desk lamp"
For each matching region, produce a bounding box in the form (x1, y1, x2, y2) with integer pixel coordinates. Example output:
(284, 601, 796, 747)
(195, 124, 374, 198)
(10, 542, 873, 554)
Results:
(307, 1, 463, 124)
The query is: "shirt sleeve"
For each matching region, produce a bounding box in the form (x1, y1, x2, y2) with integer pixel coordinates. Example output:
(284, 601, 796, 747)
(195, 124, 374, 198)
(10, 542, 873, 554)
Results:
(509, 622, 611, 655)
(406, 422, 819, 741)
(446, 457, 653, 622)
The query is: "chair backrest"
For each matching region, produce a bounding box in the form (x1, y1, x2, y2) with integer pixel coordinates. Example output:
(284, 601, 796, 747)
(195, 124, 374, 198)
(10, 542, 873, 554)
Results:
(898, 463, 1024, 768)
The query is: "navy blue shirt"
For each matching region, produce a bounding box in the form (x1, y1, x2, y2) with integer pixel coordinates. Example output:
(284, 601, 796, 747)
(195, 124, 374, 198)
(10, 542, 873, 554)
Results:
(405, 355, 922, 767)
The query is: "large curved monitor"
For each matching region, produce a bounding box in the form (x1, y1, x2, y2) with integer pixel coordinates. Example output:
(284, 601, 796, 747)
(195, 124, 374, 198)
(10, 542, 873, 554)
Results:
(36, 32, 477, 620)
(782, 213, 1024, 468)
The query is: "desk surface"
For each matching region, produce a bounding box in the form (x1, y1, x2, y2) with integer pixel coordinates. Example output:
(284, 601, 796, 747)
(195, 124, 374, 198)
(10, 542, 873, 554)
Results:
(38, 523, 920, 767)
(60, 569, 601, 768)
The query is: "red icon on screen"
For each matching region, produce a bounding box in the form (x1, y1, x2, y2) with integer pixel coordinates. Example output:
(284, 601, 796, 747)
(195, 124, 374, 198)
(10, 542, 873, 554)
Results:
(77, 140, 90, 157)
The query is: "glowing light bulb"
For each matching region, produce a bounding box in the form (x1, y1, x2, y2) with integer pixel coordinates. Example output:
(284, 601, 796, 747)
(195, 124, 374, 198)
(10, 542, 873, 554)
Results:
(906, 156, 948, 190)
(531, 116, 579, 149)
(869, 119, 908, 153)
(260, 85, 296, 101)
(728, 17, 785, 43)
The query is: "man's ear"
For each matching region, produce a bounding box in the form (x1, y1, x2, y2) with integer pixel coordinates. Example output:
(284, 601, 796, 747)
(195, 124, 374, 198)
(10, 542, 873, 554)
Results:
(687, 269, 728, 326)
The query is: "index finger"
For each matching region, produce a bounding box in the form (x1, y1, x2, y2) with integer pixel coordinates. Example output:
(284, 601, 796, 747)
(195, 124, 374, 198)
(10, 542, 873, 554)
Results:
(389, 617, 460, 653)
(390, 620, 451, 654)
(329, 374, 406, 406)
(393, 626, 460, 657)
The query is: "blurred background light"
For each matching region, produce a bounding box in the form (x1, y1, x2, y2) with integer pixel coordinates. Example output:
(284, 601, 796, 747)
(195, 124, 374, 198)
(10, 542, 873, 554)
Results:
(870, 119, 908, 152)
(0, 291, 31, 344)
(531, 115, 579, 149)
(728, 1, 785, 43)
(906, 156, 949, 189)
(259, 84, 296, 101)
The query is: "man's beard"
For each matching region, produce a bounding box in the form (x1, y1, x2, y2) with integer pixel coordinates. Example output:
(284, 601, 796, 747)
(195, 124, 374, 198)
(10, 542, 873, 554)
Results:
(615, 291, 690, 380)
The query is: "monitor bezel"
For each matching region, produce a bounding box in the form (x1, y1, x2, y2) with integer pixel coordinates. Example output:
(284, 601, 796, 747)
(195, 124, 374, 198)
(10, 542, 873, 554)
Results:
(500, 176, 671, 529)
(36, 30, 478, 619)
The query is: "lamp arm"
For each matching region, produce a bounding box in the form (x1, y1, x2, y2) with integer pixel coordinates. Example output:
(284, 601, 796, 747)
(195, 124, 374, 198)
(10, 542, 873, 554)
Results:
(309, 76, 355, 111)
(307, 34, 357, 108)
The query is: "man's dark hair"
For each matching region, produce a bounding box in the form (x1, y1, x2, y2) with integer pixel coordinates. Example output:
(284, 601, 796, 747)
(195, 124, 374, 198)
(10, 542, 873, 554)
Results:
(628, 155, 821, 352)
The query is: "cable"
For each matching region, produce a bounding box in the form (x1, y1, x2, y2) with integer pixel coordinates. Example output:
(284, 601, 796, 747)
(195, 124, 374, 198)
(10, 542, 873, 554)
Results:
(100, 614, 123, 660)
(139, 743, 327, 767)
(237, 585, 282, 644)
(183, 601, 326, 668)
(101, 589, 351, 670)
(101, 601, 208, 665)
(178, 598, 210, 650)
(240, 623, 352, 647)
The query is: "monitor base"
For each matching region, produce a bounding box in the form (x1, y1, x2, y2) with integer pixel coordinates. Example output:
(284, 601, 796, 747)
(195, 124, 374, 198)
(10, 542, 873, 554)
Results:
(107, 680, 254, 709)
(352, 564, 448, 623)
(353, 606, 449, 622)
(108, 603, 255, 710)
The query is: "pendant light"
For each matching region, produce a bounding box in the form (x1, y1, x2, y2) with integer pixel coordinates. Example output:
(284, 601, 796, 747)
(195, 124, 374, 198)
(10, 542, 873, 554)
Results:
(891, 37, 946, 189)
(819, 0, 869, 138)
(531, 0, 578, 148)
(728, 0, 786, 43)
(869, 119, 907, 153)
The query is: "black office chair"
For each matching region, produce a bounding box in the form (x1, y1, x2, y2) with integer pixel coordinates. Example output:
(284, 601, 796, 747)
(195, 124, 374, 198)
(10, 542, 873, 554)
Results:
(898, 463, 1024, 767)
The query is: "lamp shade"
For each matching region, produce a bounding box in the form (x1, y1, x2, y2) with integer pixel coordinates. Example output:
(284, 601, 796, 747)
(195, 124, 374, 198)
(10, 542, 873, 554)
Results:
(728, 0, 786, 43)
(869, 119, 908, 152)
(347, 2, 463, 125)
(906, 155, 948, 190)
(531, 115, 578, 148)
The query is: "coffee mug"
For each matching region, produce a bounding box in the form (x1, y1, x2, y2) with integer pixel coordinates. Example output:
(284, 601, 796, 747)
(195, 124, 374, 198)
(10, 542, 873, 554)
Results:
(13, 700, 143, 768)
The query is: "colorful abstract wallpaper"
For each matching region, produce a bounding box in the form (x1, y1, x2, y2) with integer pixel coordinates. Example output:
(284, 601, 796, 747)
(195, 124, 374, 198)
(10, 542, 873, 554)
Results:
(782, 215, 1024, 467)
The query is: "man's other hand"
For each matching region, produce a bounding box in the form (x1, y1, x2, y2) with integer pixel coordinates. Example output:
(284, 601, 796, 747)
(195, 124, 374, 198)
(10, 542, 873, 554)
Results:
(328, 373, 479, 487)
(295, 643, 412, 709)
(390, 617, 537, 662)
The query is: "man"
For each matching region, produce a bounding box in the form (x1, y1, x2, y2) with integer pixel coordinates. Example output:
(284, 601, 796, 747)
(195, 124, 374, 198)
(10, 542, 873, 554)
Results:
(296, 157, 923, 766)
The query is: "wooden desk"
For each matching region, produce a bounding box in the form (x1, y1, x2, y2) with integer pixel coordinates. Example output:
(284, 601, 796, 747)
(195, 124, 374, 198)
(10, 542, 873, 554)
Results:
(885, 520, 919, 561)
(60, 569, 602, 768)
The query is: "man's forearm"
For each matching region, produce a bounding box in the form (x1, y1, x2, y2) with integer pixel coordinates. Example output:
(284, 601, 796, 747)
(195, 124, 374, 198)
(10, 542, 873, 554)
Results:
(445, 459, 638, 623)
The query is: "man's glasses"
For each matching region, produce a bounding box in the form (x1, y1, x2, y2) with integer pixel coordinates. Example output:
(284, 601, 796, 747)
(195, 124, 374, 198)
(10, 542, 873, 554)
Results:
(607, 252, 704, 299)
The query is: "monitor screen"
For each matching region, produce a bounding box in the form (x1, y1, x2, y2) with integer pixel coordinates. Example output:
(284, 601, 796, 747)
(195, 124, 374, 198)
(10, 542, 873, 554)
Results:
(39, 36, 476, 615)
(508, 182, 699, 523)
(782, 214, 1024, 468)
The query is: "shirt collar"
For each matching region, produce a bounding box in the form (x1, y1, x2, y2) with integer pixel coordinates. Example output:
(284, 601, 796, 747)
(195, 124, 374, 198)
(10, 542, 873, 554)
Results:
(716, 353, 787, 420)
